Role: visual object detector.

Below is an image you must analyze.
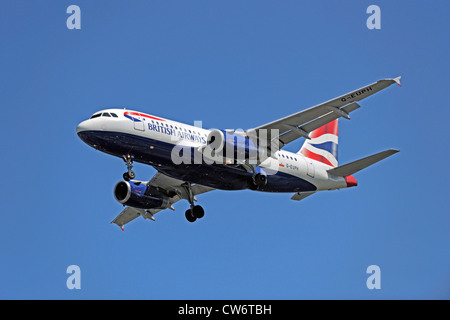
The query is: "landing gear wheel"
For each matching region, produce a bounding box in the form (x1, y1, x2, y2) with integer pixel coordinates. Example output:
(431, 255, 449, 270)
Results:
(123, 171, 135, 181)
(254, 173, 267, 188)
(248, 173, 267, 190)
(185, 209, 196, 223)
(247, 179, 258, 190)
(182, 183, 205, 222)
(192, 205, 204, 219)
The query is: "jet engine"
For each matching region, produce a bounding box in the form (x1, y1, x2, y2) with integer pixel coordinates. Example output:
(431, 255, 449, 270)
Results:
(205, 129, 259, 163)
(114, 180, 170, 209)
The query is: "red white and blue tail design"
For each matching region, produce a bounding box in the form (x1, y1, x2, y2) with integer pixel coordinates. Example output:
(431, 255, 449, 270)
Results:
(298, 119, 338, 167)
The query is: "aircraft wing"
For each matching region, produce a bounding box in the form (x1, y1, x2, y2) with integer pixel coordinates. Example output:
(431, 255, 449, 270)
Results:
(111, 207, 146, 230)
(111, 172, 215, 230)
(249, 77, 401, 148)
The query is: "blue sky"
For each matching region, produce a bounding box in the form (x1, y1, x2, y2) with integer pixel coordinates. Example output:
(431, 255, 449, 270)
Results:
(0, 1, 448, 299)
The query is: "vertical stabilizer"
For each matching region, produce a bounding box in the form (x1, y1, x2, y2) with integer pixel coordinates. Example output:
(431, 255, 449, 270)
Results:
(298, 119, 338, 167)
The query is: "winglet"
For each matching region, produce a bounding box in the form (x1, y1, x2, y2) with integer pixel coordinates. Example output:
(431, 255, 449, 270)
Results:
(393, 76, 402, 87)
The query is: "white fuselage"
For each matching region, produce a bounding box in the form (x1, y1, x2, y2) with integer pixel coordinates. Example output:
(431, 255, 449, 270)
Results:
(77, 109, 348, 192)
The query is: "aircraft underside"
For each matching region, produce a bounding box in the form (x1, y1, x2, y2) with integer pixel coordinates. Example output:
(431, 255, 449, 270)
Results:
(78, 130, 316, 193)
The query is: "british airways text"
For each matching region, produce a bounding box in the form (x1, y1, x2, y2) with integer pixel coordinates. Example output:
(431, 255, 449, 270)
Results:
(147, 123, 207, 144)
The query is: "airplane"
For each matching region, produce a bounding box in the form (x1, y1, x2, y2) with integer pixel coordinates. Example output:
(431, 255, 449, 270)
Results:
(76, 77, 401, 230)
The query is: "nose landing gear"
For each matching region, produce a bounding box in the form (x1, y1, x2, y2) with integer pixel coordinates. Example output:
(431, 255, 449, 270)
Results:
(122, 155, 135, 181)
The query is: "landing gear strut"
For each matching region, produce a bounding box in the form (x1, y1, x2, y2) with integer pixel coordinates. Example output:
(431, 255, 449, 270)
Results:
(122, 154, 135, 181)
(183, 183, 205, 223)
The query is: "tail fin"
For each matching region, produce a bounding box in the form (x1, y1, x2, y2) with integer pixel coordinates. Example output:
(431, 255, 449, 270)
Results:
(298, 119, 338, 167)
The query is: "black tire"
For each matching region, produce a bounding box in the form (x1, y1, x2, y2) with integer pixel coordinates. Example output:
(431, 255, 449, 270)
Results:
(123, 172, 130, 181)
(254, 173, 267, 188)
(247, 178, 258, 190)
(185, 209, 196, 223)
(192, 205, 204, 219)
(128, 171, 135, 179)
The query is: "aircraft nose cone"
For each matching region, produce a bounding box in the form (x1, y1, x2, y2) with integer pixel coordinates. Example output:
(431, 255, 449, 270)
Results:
(76, 120, 94, 144)
(76, 120, 89, 134)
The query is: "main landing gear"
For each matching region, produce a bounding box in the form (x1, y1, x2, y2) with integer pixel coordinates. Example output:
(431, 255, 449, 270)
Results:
(122, 154, 135, 181)
(183, 182, 205, 223)
(248, 173, 267, 190)
(241, 163, 267, 190)
(185, 205, 205, 223)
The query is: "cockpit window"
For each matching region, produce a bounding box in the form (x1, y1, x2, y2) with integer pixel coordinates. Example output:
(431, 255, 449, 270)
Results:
(110, 113, 118, 118)
(102, 112, 111, 117)
(90, 113, 101, 119)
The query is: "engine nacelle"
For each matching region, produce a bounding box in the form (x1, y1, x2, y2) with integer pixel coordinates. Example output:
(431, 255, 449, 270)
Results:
(205, 129, 259, 163)
(114, 181, 170, 209)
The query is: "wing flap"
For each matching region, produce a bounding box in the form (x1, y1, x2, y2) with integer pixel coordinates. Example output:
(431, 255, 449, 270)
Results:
(251, 77, 401, 148)
(111, 207, 141, 230)
(279, 102, 360, 145)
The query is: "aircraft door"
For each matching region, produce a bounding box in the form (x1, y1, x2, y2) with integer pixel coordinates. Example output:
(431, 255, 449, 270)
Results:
(299, 156, 315, 178)
(133, 116, 145, 131)
(306, 159, 315, 178)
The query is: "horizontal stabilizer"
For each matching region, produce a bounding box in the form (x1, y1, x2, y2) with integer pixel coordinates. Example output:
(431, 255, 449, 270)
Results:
(327, 149, 399, 177)
(291, 191, 316, 201)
